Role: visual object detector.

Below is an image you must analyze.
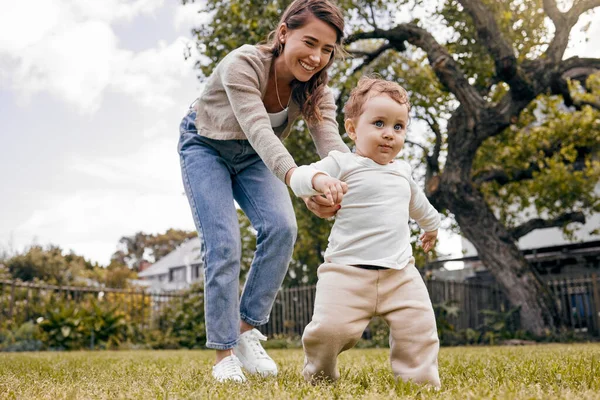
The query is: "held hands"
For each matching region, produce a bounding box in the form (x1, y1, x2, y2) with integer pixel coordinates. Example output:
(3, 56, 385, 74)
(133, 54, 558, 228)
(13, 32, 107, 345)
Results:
(420, 230, 438, 252)
(302, 196, 340, 218)
(311, 173, 348, 206)
(302, 173, 348, 219)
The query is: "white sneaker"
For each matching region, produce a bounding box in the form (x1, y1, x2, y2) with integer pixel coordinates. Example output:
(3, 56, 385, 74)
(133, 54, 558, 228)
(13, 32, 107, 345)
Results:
(212, 355, 247, 383)
(233, 329, 278, 376)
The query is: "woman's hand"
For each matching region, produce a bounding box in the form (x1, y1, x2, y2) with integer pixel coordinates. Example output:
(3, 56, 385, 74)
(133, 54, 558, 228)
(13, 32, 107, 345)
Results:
(311, 173, 348, 206)
(303, 195, 342, 219)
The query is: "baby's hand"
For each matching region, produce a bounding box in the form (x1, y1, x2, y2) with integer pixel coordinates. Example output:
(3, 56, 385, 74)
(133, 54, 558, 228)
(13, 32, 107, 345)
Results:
(311, 173, 348, 206)
(420, 230, 438, 252)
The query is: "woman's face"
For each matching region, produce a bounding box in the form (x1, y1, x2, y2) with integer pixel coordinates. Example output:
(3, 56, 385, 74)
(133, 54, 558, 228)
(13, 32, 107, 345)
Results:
(278, 15, 337, 82)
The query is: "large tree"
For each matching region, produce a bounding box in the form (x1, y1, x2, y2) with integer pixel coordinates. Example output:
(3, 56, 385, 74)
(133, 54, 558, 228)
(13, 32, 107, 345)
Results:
(111, 229, 198, 271)
(184, 0, 600, 334)
(5, 245, 96, 285)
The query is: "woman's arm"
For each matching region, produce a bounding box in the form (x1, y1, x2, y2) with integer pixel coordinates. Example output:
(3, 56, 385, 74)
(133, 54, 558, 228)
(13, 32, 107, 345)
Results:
(219, 49, 298, 182)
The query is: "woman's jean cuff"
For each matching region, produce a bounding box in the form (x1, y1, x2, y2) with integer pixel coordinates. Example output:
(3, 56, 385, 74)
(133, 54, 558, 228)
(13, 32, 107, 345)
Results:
(241, 313, 269, 327)
(205, 338, 239, 350)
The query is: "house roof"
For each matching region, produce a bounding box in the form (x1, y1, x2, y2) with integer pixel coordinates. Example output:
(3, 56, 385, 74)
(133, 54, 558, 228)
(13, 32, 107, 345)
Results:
(138, 237, 203, 278)
(427, 240, 600, 268)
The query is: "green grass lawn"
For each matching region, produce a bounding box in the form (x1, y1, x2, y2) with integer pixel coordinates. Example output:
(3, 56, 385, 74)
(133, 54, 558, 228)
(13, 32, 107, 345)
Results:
(0, 344, 599, 399)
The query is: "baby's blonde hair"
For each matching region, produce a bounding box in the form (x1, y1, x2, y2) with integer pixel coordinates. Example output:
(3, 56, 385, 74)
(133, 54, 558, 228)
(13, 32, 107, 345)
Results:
(343, 76, 411, 121)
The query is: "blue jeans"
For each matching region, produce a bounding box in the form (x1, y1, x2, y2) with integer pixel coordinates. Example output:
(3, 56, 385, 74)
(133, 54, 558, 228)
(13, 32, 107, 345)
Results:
(178, 110, 297, 350)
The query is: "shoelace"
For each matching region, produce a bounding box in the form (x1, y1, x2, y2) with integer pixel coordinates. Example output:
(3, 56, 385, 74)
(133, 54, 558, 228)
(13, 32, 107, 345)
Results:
(246, 329, 269, 359)
(217, 356, 244, 377)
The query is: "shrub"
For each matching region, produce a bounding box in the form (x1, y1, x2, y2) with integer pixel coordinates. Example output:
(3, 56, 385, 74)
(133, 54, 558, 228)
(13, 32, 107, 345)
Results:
(0, 321, 44, 352)
(148, 282, 206, 349)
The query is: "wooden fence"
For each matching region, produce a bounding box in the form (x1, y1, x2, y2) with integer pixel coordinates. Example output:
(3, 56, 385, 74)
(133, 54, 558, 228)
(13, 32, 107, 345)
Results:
(0, 280, 184, 331)
(426, 279, 514, 332)
(258, 274, 600, 338)
(258, 279, 515, 338)
(2, 274, 599, 339)
(547, 274, 600, 335)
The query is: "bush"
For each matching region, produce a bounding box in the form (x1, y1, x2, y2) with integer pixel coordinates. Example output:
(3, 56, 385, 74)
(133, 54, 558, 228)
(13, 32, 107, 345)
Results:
(262, 334, 302, 349)
(147, 282, 206, 349)
(0, 321, 44, 352)
(36, 298, 128, 350)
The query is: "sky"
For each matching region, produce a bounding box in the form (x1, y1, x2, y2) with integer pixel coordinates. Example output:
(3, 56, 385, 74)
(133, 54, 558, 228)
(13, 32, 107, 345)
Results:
(0, 0, 207, 265)
(1, 0, 598, 267)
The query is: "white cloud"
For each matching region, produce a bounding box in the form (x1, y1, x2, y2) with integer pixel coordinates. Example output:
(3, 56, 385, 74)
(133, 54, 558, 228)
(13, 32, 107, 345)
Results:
(13, 20, 117, 113)
(109, 38, 197, 109)
(70, 135, 181, 191)
(69, 0, 164, 22)
(174, 0, 210, 32)
(1, 0, 203, 265)
(1, 0, 195, 114)
(564, 12, 599, 58)
(7, 116, 198, 265)
(0, 0, 163, 54)
(16, 189, 195, 265)
(0, 0, 62, 53)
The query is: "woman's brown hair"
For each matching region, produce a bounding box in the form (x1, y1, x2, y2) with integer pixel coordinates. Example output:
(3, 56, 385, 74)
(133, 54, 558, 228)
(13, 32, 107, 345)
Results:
(260, 0, 346, 123)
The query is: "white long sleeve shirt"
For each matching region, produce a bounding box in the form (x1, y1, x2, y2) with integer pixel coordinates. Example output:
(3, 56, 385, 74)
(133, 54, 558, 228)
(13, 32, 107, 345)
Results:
(290, 151, 441, 270)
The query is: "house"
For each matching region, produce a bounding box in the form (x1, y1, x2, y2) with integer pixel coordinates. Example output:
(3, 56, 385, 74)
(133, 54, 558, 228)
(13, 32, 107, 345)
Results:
(460, 210, 600, 282)
(137, 237, 204, 292)
(429, 239, 600, 283)
(431, 177, 600, 282)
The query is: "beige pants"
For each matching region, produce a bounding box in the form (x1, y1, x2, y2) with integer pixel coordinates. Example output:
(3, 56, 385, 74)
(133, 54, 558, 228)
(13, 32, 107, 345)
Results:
(302, 261, 441, 388)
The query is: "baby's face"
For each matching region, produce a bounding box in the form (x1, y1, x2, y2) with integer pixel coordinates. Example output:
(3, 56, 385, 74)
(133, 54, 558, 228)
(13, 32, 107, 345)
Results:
(346, 94, 409, 165)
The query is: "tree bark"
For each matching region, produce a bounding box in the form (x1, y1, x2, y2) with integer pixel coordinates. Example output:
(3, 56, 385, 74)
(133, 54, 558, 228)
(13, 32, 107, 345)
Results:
(430, 104, 564, 335)
(436, 171, 561, 335)
(344, 0, 600, 335)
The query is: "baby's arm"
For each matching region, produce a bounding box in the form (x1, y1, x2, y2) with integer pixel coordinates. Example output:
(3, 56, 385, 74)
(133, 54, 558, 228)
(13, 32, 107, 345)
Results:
(406, 167, 441, 252)
(290, 154, 347, 205)
(419, 230, 438, 252)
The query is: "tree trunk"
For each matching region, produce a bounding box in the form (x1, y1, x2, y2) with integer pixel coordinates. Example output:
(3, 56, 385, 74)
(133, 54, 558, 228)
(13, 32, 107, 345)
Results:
(440, 180, 561, 335)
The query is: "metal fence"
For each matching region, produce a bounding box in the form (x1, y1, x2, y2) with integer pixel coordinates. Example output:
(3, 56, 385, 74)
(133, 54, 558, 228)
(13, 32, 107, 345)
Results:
(2, 274, 599, 339)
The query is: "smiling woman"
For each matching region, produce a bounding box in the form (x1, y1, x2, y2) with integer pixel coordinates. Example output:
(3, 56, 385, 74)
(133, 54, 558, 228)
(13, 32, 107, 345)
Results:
(176, 0, 350, 384)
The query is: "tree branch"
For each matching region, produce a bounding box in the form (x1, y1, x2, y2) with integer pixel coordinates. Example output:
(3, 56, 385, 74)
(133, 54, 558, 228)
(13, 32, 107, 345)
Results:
(368, 2, 379, 30)
(346, 24, 485, 113)
(558, 57, 600, 74)
(549, 57, 600, 111)
(542, 0, 563, 25)
(348, 43, 394, 75)
(510, 212, 586, 239)
(458, 0, 526, 93)
(550, 75, 600, 111)
(544, 0, 600, 62)
(473, 145, 591, 186)
(355, 2, 379, 30)
(423, 111, 443, 176)
(571, 0, 600, 19)
(573, 98, 600, 110)
(410, 111, 444, 197)
(405, 139, 428, 152)
(473, 166, 537, 186)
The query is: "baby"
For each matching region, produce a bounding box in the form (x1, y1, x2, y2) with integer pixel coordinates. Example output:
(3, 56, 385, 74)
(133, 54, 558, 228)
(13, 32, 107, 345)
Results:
(290, 76, 441, 387)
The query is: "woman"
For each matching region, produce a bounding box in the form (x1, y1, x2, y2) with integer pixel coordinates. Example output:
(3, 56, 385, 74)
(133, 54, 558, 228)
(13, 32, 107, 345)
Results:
(178, 0, 349, 382)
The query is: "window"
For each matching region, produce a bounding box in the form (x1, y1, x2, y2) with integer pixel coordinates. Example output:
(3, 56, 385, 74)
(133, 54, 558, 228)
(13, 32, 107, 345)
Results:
(169, 267, 186, 283)
(192, 264, 202, 280)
